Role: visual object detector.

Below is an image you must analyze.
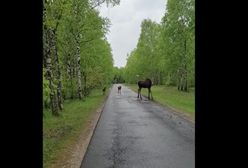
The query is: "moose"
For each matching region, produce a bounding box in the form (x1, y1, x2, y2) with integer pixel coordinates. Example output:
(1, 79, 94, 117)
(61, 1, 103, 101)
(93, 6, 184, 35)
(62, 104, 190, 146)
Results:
(118, 85, 122, 94)
(102, 87, 106, 95)
(137, 78, 153, 100)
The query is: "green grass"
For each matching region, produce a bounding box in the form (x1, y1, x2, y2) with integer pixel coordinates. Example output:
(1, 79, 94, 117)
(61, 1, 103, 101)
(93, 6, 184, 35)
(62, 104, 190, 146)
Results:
(126, 84, 195, 120)
(43, 89, 107, 168)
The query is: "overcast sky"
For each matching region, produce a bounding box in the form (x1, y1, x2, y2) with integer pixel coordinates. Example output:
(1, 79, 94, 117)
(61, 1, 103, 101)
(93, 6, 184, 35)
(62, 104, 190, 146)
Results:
(97, 0, 167, 68)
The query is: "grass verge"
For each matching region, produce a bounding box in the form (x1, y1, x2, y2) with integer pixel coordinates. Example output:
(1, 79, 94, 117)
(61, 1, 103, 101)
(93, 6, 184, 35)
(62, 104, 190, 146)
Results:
(43, 88, 108, 168)
(126, 84, 195, 120)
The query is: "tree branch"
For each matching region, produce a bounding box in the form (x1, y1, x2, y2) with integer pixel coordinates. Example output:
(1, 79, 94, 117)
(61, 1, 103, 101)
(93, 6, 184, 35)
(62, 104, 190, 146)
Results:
(90, 0, 105, 10)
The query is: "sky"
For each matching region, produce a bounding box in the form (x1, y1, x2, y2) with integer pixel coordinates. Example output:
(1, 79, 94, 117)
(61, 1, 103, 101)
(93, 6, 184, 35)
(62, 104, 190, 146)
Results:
(97, 0, 167, 68)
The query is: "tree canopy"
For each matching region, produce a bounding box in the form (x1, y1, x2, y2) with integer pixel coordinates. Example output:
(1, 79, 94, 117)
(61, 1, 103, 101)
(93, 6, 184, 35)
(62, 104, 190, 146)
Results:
(43, 0, 118, 115)
(123, 0, 195, 91)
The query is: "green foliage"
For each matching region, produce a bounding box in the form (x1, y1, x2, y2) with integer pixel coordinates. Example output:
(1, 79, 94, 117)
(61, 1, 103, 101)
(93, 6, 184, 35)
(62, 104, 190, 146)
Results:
(43, 89, 107, 167)
(112, 67, 125, 83)
(124, 0, 195, 90)
(43, 0, 117, 110)
(43, 0, 119, 166)
(160, 0, 195, 88)
(124, 19, 162, 84)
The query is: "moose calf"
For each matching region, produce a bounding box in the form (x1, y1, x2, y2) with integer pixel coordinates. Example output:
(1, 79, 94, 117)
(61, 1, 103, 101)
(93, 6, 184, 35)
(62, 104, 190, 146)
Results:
(118, 86, 122, 94)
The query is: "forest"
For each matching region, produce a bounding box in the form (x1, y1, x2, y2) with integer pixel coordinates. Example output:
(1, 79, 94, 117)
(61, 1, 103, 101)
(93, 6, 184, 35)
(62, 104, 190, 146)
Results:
(43, 0, 194, 167)
(124, 0, 195, 90)
(43, 0, 194, 115)
(43, 0, 120, 116)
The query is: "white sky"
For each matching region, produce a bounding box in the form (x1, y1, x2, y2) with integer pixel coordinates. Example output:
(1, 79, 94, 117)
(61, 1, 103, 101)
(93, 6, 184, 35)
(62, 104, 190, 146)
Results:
(97, 0, 167, 68)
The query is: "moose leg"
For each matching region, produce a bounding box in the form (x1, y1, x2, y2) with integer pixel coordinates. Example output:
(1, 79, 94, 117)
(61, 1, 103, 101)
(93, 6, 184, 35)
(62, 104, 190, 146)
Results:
(148, 88, 150, 100)
(140, 88, 142, 100)
(149, 88, 153, 100)
(138, 88, 142, 100)
(148, 88, 151, 100)
(137, 88, 140, 98)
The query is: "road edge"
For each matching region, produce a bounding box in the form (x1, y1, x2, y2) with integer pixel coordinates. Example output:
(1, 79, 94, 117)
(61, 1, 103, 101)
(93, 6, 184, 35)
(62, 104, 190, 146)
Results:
(125, 85, 195, 124)
(51, 86, 112, 168)
(79, 85, 112, 167)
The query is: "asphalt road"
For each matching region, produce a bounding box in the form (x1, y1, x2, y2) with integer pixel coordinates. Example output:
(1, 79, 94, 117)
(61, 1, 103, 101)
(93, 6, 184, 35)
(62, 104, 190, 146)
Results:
(81, 84, 195, 168)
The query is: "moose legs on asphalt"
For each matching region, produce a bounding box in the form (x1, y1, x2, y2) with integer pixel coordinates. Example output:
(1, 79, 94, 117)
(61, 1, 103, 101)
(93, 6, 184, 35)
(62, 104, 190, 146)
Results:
(118, 86, 122, 94)
(148, 88, 153, 100)
(137, 88, 142, 100)
(137, 87, 153, 100)
(137, 78, 153, 100)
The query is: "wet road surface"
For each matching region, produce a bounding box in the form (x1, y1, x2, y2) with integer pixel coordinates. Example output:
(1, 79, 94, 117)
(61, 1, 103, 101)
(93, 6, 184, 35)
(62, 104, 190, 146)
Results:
(81, 84, 195, 168)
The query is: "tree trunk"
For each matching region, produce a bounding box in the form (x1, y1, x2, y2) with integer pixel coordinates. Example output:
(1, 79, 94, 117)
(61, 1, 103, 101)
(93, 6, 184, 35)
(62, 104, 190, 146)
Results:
(76, 46, 83, 99)
(50, 81, 59, 116)
(182, 39, 188, 92)
(180, 76, 183, 91)
(66, 59, 74, 99)
(177, 68, 182, 91)
(70, 68, 74, 99)
(44, 27, 59, 116)
(177, 74, 180, 90)
(159, 72, 162, 85)
(53, 30, 63, 110)
(183, 64, 188, 92)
